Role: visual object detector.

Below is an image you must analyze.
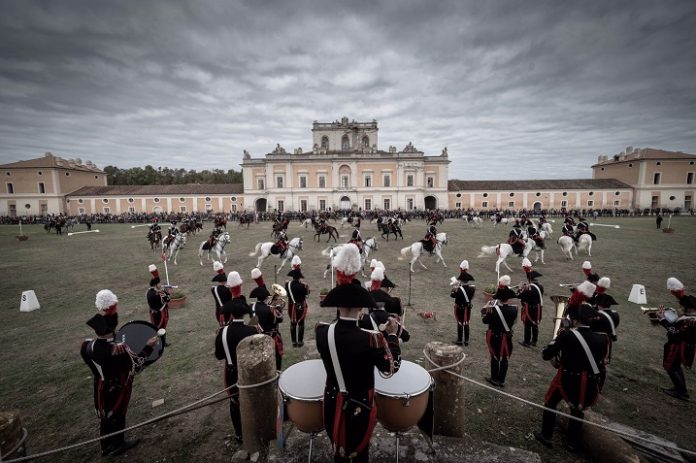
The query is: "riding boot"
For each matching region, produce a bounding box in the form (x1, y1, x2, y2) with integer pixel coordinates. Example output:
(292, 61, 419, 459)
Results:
(297, 322, 305, 346)
(464, 325, 470, 345)
(290, 323, 297, 346)
(455, 325, 463, 345)
(524, 324, 532, 345)
(490, 359, 499, 383)
(499, 359, 509, 385)
(531, 325, 539, 345)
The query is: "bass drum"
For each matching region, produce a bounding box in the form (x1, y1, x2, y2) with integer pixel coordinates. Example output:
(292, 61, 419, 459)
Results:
(115, 320, 164, 366)
(374, 360, 432, 432)
(279, 359, 326, 433)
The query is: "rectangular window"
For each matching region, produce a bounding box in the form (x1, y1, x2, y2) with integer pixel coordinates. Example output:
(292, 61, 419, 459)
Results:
(179, 206, 187, 213)
(103, 207, 110, 214)
(407, 175, 414, 187)
(38, 182, 45, 194)
(276, 176, 284, 188)
(300, 199, 307, 212)
(299, 176, 307, 188)
(364, 199, 372, 210)
(427, 176, 434, 188)
(318, 175, 326, 188)
(560, 200, 568, 207)
(455, 202, 462, 208)
(383, 198, 390, 210)
(651, 195, 658, 208)
(687, 172, 694, 184)
(383, 175, 391, 187)
(653, 172, 661, 184)
(364, 175, 371, 188)
(231, 204, 237, 212)
(277, 200, 284, 212)
(6, 183, 13, 194)
(613, 200, 620, 206)
(481, 201, 488, 208)
(685, 195, 692, 210)
(407, 198, 414, 210)
(342, 176, 349, 188)
(129, 206, 136, 213)
(508, 201, 515, 208)
(78, 207, 85, 215)
(319, 199, 326, 211)
(587, 200, 594, 207)
(257, 178, 265, 190)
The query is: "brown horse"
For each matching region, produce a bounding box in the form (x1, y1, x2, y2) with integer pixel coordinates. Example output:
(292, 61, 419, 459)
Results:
(148, 231, 162, 250)
(314, 223, 339, 242)
(238, 215, 252, 228)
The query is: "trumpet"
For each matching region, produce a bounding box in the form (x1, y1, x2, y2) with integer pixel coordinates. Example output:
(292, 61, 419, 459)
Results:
(270, 283, 287, 311)
(642, 306, 679, 323)
(640, 307, 660, 314)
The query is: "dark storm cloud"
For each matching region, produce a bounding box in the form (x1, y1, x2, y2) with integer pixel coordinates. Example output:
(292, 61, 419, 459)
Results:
(1, 0, 695, 179)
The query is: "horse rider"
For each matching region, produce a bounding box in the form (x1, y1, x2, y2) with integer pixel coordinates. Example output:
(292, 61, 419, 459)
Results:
(147, 221, 161, 240)
(561, 218, 576, 241)
(423, 224, 438, 254)
(206, 226, 223, 249)
(164, 223, 178, 246)
(274, 230, 289, 257)
(519, 214, 534, 228)
(508, 222, 526, 256)
(349, 227, 364, 253)
(575, 216, 597, 241)
(527, 223, 545, 249)
(319, 216, 327, 233)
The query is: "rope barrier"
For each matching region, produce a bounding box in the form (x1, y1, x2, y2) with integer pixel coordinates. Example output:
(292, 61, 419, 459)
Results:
(422, 350, 696, 458)
(1, 373, 279, 463)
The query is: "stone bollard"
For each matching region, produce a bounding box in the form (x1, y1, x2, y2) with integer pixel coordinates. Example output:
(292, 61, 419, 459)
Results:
(424, 342, 466, 437)
(237, 334, 277, 456)
(0, 411, 27, 459)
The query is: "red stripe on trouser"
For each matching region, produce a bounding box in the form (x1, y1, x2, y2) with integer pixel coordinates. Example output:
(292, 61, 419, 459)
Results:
(578, 372, 587, 409)
(663, 343, 680, 370)
(680, 343, 696, 368)
(96, 379, 104, 417)
(454, 304, 462, 326)
(521, 303, 529, 324)
(161, 308, 169, 328)
(486, 330, 495, 358)
(273, 334, 284, 357)
(499, 336, 510, 359)
(332, 394, 345, 451)
(544, 370, 562, 404)
(355, 390, 377, 454)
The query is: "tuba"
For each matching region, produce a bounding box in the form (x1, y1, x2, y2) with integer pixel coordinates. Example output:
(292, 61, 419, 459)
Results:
(549, 295, 570, 368)
(270, 283, 287, 311)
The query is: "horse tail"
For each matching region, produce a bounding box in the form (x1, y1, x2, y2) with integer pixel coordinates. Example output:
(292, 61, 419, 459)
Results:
(249, 242, 262, 257)
(398, 245, 411, 260)
(478, 245, 497, 258)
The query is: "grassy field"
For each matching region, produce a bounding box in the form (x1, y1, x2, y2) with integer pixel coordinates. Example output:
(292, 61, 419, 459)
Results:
(1, 216, 695, 462)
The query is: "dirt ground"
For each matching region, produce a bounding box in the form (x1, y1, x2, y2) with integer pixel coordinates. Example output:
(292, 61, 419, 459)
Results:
(0, 216, 695, 462)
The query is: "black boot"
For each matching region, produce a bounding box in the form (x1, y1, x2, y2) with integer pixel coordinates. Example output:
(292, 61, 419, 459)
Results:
(531, 325, 539, 346)
(663, 370, 690, 400)
(297, 322, 305, 347)
(464, 325, 470, 346)
(487, 359, 501, 386)
(498, 359, 509, 386)
(454, 325, 463, 345)
(290, 323, 297, 347)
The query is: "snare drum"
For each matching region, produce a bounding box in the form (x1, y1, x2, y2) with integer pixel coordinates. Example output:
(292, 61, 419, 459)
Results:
(115, 320, 164, 366)
(279, 359, 326, 433)
(374, 360, 433, 432)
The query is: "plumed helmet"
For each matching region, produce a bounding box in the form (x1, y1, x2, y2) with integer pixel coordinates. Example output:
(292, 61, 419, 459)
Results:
(498, 275, 511, 287)
(582, 261, 592, 270)
(213, 261, 224, 272)
(148, 264, 159, 278)
(95, 289, 118, 312)
(371, 267, 385, 282)
(667, 277, 684, 292)
(597, 277, 611, 289)
(459, 260, 469, 270)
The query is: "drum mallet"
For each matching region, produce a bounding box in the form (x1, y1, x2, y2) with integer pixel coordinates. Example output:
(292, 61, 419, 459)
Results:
(67, 230, 100, 236)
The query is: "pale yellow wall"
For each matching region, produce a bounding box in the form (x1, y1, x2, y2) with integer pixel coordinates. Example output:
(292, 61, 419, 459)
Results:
(59, 170, 106, 193)
(2, 168, 57, 193)
(593, 163, 640, 184)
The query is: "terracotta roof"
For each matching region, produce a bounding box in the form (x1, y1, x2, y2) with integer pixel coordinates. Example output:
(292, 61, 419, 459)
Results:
(593, 148, 696, 166)
(0, 153, 103, 172)
(448, 178, 632, 191)
(67, 184, 244, 196)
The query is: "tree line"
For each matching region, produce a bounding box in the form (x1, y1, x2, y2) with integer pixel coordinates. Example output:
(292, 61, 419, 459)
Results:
(103, 165, 243, 185)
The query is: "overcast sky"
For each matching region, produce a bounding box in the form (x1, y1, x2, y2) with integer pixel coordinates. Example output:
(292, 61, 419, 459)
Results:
(1, 1, 695, 180)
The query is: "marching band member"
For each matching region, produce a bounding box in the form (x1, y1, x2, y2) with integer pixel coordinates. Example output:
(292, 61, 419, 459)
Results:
(659, 277, 696, 400)
(81, 290, 159, 457)
(316, 244, 401, 462)
(291, 255, 302, 270)
(214, 288, 258, 444)
(147, 264, 170, 346)
(589, 277, 619, 387)
(482, 276, 518, 387)
(582, 261, 600, 284)
(249, 268, 284, 370)
(567, 280, 597, 321)
(370, 260, 396, 292)
(450, 260, 475, 346)
(286, 268, 309, 347)
(534, 303, 610, 450)
(361, 267, 410, 343)
(211, 261, 231, 326)
(518, 258, 544, 347)
(220, 271, 251, 326)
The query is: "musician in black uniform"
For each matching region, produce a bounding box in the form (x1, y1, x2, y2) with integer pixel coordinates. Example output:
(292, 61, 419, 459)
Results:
(518, 258, 544, 347)
(81, 289, 159, 457)
(286, 268, 309, 347)
(566, 280, 597, 322)
(211, 261, 231, 326)
(450, 259, 475, 346)
(316, 244, 401, 462)
(370, 260, 396, 293)
(588, 277, 619, 387)
(146, 266, 171, 346)
(581, 261, 600, 284)
(482, 276, 518, 387)
(507, 223, 526, 256)
(220, 272, 250, 327)
(214, 295, 258, 443)
(249, 267, 284, 370)
(659, 277, 696, 400)
(361, 267, 410, 342)
(534, 303, 610, 450)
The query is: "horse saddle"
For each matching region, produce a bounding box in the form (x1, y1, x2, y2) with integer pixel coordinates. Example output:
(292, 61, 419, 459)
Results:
(270, 244, 282, 255)
(421, 240, 434, 252)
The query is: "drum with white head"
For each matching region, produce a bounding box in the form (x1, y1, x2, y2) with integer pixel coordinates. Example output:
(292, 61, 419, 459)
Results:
(374, 360, 433, 432)
(278, 359, 326, 433)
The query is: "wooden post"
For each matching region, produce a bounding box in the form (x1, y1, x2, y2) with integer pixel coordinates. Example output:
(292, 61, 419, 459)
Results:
(237, 334, 277, 455)
(424, 342, 466, 437)
(0, 411, 27, 459)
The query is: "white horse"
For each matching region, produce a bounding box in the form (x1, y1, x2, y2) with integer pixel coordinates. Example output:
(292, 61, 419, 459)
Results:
(302, 218, 313, 229)
(163, 233, 187, 265)
(557, 234, 592, 260)
(540, 222, 553, 235)
(491, 216, 509, 227)
(478, 240, 534, 277)
(321, 237, 378, 278)
(398, 232, 448, 273)
(249, 236, 303, 273)
(527, 230, 548, 264)
(464, 216, 483, 228)
(198, 232, 231, 266)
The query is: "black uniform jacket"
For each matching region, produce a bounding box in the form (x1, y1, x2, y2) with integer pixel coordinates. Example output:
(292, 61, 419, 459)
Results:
(253, 301, 283, 333)
(450, 285, 475, 307)
(591, 309, 620, 341)
(542, 327, 609, 371)
(147, 287, 169, 312)
(214, 320, 260, 382)
(518, 283, 544, 306)
(483, 303, 518, 333)
(358, 308, 410, 342)
(286, 280, 308, 304)
(211, 284, 232, 309)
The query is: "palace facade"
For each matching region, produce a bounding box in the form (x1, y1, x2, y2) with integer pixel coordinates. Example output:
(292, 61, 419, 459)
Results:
(1, 121, 695, 217)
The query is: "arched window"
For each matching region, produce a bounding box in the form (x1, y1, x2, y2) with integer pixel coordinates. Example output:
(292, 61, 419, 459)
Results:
(341, 135, 350, 151)
(321, 136, 329, 149)
(362, 136, 369, 148)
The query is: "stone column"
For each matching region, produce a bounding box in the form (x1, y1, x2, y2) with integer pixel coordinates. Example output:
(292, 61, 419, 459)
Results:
(424, 342, 466, 437)
(237, 334, 277, 455)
